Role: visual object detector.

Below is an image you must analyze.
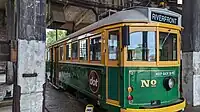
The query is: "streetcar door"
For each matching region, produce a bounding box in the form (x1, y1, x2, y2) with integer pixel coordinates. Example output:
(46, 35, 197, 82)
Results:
(54, 47, 59, 86)
(106, 29, 121, 106)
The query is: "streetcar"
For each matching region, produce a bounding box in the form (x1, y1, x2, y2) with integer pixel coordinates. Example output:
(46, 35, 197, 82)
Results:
(46, 7, 186, 112)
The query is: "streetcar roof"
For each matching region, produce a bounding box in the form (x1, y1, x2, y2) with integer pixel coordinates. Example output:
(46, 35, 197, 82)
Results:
(50, 7, 182, 46)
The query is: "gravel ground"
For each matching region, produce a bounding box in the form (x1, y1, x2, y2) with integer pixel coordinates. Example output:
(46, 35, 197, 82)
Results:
(184, 104, 200, 112)
(45, 82, 200, 112)
(0, 106, 12, 112)
(1, 82, 200, 112)
(45, 83, 85, 112)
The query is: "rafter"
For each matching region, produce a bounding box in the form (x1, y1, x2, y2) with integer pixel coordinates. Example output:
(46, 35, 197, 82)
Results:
(74, 9, 90, 27)
(51, 0, 125, 11)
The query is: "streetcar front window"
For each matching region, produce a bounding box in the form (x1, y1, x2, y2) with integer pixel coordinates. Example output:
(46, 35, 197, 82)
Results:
(127, 31, 156, 61)
(159, 32, 177, 61)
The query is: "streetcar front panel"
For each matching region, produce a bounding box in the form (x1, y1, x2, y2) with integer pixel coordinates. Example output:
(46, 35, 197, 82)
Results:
(121, 25, 184, 111)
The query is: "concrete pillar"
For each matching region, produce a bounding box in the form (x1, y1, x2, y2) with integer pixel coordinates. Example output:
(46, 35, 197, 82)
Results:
(6, 0, 15, 85)
(182, 0, 200, 106)
(13, 0, 46, 112)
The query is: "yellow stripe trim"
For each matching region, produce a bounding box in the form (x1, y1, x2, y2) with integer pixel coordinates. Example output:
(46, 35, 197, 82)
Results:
(58, 61, 104, 66)
(121, 100, 186, 112)
(106, 99, 121, 107)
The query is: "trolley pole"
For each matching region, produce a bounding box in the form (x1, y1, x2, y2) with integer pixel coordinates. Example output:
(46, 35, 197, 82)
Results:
(13, 0, 46, 112)
(182, 0, 200, 107)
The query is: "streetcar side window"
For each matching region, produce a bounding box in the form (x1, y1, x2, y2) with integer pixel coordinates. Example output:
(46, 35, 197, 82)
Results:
(159, 32, 177, 61)
(127, 31, 156, 61)
(47, 50, 50, 61)
(66, 44, 71, 60)
(72, 42, 78, 59)
(90, 36, 101, 61)
(46, 50, 50, 61)
(80, 39, 88, 61)
(108, 30, 119, 60)
(59, 46, 64, 61)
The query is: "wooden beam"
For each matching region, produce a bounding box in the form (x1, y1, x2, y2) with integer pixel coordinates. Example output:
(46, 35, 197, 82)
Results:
(74, 9, 89, 27)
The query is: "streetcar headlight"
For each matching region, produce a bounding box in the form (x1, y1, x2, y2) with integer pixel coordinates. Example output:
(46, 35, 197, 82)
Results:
(168, 78, 175, 89)
(163, 77, 175, 91)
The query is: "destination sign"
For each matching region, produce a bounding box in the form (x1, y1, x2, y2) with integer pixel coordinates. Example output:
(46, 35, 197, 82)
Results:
(151, 12, 178, 25)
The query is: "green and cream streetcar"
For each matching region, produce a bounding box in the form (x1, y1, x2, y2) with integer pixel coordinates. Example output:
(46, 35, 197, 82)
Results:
(46, 7, 185, 112)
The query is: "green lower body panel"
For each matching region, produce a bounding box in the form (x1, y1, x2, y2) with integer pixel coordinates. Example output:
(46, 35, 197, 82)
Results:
(46, 61, 184, 111)
(108, 67, 120, 101)
(58, 63, 105, 99)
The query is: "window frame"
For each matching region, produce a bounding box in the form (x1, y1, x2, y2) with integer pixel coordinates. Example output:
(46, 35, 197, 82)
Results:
(59, 45, 64, 61)
(71, 41, 79, 61)
(79, 38, 88, 62)
(66, 43, 71, 61)
(89, 34, 102, 63)
(108, 30, 120, 61)
(127, 31, 157, 62)
(106, 28, 122, 66)
(124, 27, 180, 67)
(158, 27, 180, 66)
(124, 27, 157, 66)
(159, 32, 177, 61)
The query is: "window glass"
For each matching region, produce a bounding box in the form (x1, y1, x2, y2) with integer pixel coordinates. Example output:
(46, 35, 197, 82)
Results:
(59, 46, 64, 60)
(66, 44, 71, 60)
(72, 42, 78, 59)
(159, 32, 177, 61)
(108, 31, 119, 60)
(80, 39, 88, 61)
(148, 32, 156, 61)
(90, 37, 101, 61)
(127, 31, 156, 61)
(47, 50, 50, 61)
(46, 50, 50, 61)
